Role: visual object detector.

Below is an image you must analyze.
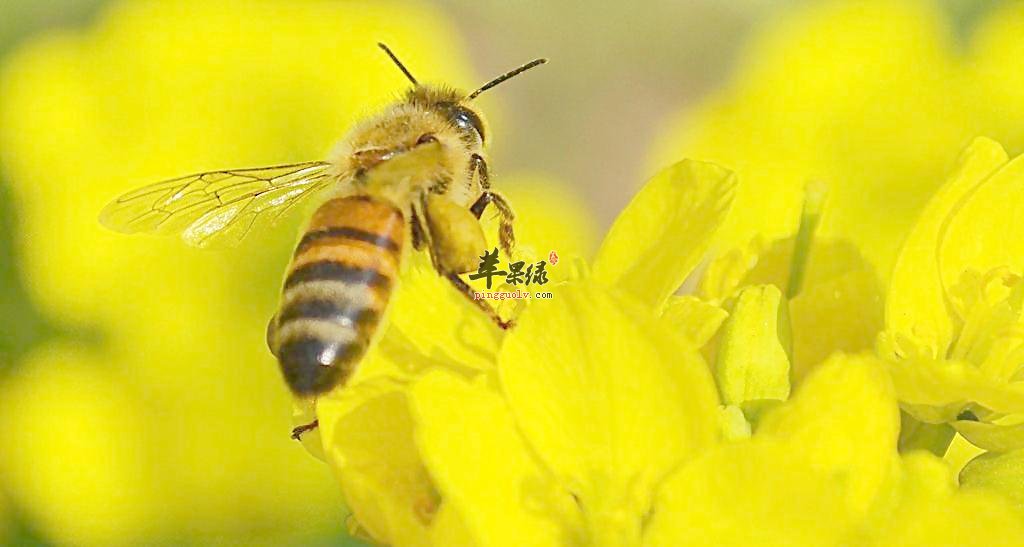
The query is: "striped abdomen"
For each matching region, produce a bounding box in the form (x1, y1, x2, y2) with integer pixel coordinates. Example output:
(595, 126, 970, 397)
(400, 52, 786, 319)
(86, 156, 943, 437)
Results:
(269, 195, 405, 396)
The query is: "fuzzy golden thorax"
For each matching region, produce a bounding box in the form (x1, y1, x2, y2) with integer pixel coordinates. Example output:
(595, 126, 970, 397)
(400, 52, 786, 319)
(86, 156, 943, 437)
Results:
(327, 85, 488, 208)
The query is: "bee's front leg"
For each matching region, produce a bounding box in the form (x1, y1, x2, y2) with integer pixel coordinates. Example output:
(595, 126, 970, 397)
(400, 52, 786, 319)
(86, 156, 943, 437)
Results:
(468, 154, 516, 257)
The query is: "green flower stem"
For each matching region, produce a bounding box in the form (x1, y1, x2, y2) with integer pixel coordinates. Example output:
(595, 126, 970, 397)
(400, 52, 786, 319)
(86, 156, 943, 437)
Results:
(898, 411, 956, 457)
(786, 181, 828, 298)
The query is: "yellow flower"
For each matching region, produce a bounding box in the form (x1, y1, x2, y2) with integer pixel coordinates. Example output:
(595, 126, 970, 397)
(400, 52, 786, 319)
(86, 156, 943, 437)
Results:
(697, 183, 884, 387)
(499, 283, 720, 546)
(880, 137, 1024, 452)
(313, 141, 1024, 545)
(647, 353, 898, 546)
(312, 158, 732, 545)
(289, 135, 1024, 546)
(412, 370, 577, 546)
(319, 152, 1024, 544)
(0, 0, 481, 544)
(314, 152, 1024, 546)
(649, 353, 1024, 547)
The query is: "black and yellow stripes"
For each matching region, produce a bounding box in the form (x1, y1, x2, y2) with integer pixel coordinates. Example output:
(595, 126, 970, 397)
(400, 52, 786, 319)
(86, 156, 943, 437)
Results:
(269, 195, 405, 396)
(295, 226, 401, 254)
(277, 298, 379, 325)
(283, 260, 392, 289)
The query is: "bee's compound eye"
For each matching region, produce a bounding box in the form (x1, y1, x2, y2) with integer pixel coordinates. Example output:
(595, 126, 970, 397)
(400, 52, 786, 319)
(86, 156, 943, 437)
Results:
(417, 134, 438, 146)
(449, 106, 486, 143)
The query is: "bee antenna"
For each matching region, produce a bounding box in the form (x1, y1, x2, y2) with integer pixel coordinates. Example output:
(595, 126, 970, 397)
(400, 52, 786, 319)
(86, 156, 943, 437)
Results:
(467, 58, 548, 100)
(377, 42, 418, 86)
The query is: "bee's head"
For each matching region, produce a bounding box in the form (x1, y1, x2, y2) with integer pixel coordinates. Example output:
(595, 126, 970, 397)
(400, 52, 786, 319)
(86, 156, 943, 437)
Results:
(377, 43, 546, 146)
(403, 85, 488, 145)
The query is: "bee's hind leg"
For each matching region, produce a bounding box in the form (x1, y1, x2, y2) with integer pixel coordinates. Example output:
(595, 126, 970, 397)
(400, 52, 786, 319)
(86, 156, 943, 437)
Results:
(268, 315, 320, 441)
(443, 272, 514, 330)
(416, 191, 514, 330)
(291, 419, 319, 441)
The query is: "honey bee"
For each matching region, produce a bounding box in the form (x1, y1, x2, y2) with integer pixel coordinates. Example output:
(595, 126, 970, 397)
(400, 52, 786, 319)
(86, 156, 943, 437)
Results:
(100, 44, 547, 437)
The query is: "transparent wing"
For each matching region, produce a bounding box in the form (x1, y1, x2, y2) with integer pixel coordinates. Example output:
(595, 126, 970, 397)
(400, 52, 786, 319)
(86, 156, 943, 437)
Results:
(99, 161, 336, 248)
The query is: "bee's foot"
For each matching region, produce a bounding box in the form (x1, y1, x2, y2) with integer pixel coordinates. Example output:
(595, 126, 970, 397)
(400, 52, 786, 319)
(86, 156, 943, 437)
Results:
(291, 419, 319, 441)
(498, 318, 516, 330)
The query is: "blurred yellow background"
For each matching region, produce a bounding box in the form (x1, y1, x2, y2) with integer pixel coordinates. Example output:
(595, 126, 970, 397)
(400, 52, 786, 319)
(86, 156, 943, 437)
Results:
(1, 0, 1022, 545)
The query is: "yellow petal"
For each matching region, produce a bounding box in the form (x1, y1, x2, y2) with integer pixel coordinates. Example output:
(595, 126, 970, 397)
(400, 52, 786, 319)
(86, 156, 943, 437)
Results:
(863, 450, 956, 532)
(886, 490, 1024, 546)
(698, 236, 768, 304)
(660, 295, 728, 349)
(758, 353, 900, 516)
(292, 398, 326, 462)
(885, 137, 1010, 359)
(715, 284, 792, 405)
(644, 439, 854, 547)
(960, 448, 1024, 513)
(429, 504, 479, 547)
(388, 253, 503, 371)
(593, 159, 736, 310)
(953, 418, 1024, 452)
(411, 370, 575, 547)
(938, 151, 1024, 295)
(864, 451, 1024, 546)
(318, 386, 435, 547)
(887, 357, 1024, 421)
(302, 330, 434, 462)
(499, 282, 719, 545)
